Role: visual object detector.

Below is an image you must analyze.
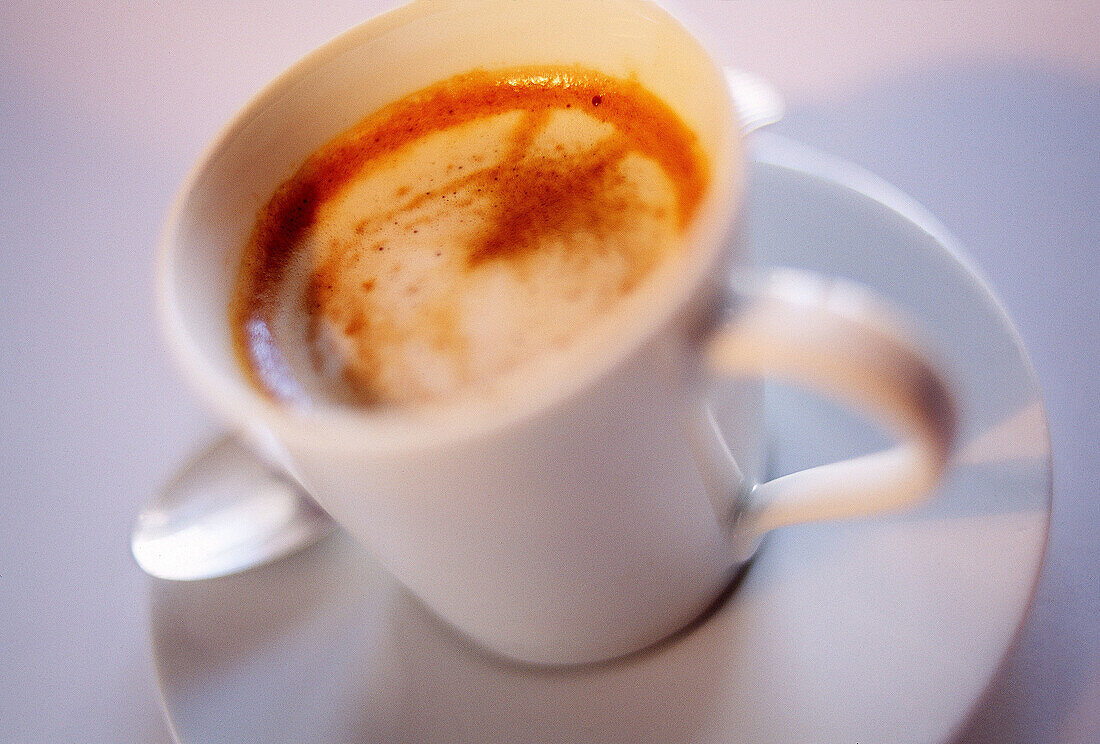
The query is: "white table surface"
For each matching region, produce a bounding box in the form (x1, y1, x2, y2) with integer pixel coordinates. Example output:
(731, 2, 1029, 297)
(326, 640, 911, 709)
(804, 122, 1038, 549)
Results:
(1, 2, 1096, 742)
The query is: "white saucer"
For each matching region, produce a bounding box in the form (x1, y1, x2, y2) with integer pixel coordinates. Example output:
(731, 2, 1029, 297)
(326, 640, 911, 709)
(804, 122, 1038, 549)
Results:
(148, 134, 1051, 744)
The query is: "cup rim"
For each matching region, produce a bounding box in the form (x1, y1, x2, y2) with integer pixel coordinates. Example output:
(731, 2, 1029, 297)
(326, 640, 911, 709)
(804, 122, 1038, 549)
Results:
(157, 0, 743, 454)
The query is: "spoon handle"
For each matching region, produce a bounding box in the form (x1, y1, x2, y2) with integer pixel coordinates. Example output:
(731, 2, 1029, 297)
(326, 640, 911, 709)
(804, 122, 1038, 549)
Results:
(726, 68, 785, 133)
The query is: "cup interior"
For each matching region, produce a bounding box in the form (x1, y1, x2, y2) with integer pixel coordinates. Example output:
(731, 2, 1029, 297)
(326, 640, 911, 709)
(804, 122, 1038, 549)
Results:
(159, 0, 740, 447)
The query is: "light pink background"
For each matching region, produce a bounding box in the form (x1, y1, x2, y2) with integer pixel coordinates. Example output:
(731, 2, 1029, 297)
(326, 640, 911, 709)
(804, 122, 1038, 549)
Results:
(1, 1, 1096, 742)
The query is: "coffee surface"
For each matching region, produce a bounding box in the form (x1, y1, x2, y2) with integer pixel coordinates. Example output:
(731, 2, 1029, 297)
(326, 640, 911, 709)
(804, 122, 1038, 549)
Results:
(232, 67, 709, 406)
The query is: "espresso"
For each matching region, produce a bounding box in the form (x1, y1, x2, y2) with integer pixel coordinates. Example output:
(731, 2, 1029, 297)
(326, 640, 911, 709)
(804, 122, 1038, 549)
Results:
(232, 66, 709, 406)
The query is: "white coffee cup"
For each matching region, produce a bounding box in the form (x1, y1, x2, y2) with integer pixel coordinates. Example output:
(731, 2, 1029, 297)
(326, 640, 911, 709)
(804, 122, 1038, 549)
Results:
(158, 0, 955, 665)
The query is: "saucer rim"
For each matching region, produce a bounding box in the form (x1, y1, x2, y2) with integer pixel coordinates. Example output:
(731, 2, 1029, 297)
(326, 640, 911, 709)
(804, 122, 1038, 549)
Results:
(751, 131, 1053, 743)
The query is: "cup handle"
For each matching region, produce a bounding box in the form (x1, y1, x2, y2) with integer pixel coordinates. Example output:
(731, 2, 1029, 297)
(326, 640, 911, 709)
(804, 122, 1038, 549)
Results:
(706, 269, 957, 549)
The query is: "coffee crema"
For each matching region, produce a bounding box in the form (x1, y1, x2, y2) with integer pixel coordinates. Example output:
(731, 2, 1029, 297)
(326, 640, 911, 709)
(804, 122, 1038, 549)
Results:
(232, 66, 709, 407)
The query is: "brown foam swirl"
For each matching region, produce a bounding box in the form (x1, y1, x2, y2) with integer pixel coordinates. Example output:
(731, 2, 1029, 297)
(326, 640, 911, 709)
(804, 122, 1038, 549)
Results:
(232, 66, 710, 406)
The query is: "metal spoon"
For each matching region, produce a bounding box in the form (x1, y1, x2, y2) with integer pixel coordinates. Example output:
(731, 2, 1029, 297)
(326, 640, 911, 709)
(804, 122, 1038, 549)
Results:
(132, 435, 335, 581)
(132, 68, 784, 582)
(726, 68, 785, 132)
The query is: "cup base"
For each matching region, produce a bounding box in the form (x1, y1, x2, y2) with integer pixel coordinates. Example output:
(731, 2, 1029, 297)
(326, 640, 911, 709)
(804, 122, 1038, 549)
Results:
(438, 550, 763, 673)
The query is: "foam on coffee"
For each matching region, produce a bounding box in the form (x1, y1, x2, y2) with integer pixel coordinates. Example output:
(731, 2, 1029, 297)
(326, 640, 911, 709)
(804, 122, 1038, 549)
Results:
(232, 67, 709, 407)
